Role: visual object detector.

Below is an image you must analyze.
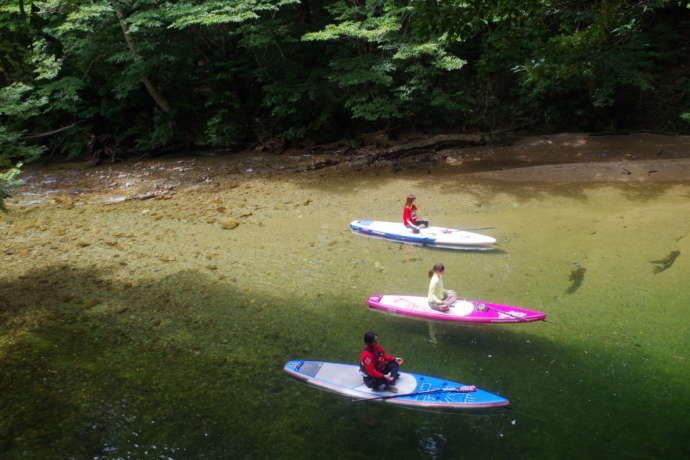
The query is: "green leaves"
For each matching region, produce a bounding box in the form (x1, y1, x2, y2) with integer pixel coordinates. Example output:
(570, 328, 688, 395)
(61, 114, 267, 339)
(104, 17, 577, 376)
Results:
(54, 1, 114, 35)
(36, 77, 84, 113)
(0, 161, 24, 211)
(31, 39, 62, 80)
(301, 0, 468, 122)
(303, 16, 401, 42)
(168, 0, 299, 29)
(0, 82, 48, 118)
(0, 125, 44, 167)
(433, 54, 466, 71)
(0, 83, 47, 169)
(0, 0, 687, 166)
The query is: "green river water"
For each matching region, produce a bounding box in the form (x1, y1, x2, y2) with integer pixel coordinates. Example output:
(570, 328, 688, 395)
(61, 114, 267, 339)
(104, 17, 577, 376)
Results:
(1, 162, 689, 459)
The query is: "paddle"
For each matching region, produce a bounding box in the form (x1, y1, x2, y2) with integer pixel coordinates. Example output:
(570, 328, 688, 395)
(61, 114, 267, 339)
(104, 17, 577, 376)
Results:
(353, 385, 476, 402)
(475, 303, 529, 322)
(458, 226, 495, 231)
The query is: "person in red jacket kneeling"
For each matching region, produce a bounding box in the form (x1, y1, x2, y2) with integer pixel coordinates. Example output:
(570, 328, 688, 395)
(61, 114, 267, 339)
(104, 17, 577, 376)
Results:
(360, 331, 404, 392)
(402, 195, 429, 233)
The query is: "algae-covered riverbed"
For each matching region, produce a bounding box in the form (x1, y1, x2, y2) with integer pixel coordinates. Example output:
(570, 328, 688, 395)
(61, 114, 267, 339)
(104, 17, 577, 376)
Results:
(1, 157, 689, 459)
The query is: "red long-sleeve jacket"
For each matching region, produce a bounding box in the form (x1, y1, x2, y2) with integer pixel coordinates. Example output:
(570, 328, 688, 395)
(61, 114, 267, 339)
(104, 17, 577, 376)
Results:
(402, 205, 418, 226)
(360, 344, 394, 378)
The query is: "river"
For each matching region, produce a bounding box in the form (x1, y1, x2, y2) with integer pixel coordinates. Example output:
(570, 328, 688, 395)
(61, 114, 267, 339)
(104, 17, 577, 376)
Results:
(1, 141, 689, 459)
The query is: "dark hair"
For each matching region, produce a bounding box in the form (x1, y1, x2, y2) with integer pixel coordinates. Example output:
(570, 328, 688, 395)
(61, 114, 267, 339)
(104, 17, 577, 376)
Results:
(428, 263, 445, 278)
(405, 195, 416, 206)
(364, 331, 378, 345)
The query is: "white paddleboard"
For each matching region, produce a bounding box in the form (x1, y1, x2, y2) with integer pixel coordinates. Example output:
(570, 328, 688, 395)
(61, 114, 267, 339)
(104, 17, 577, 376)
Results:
(349, 220, 496, 248)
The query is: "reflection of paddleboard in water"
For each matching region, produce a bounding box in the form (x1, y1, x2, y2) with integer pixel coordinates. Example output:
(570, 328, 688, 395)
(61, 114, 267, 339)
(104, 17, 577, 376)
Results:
(283, 360, 509, 410)
(367, 295, 546, 323)
(349, 220, 496, 250)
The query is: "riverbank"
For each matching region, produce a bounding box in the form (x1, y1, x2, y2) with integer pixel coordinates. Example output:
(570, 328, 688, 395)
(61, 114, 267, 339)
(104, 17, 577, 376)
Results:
(6, 132, 690, 210)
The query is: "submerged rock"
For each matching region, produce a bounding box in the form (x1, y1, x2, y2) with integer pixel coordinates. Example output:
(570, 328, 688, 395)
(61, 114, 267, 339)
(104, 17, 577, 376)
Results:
(445, 156, 464, 166)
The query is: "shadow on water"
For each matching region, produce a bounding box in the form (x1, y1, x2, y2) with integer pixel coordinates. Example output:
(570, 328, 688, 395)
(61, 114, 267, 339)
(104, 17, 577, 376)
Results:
(565, 267, 587, 294)
(650, 250, 681, 274)
(1, 266, 688, 459)
(426, 176, 687, 205)
(0, 266, 329, 459)
(296, 165, 687, 206)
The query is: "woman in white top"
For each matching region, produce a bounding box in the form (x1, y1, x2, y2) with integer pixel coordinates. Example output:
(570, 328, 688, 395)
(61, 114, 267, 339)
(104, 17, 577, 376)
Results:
(427, 263, 457, 312)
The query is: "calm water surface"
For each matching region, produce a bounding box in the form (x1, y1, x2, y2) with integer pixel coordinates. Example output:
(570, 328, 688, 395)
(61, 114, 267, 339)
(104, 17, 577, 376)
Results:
(1, 164, 689, 459)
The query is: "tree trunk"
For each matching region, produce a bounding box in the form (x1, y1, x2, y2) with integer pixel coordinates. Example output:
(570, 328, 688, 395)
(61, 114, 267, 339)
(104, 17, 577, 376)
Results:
(113, 6, 170, 113)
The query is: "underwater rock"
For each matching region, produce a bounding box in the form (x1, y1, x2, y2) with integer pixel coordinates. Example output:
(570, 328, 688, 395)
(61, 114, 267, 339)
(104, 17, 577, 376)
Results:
(566, 267, 586, 294)
(54, 197, 75, 209)
(221, 220, 239, 230)
(651, 250, 680, 274)
(105, 241, 123, 250)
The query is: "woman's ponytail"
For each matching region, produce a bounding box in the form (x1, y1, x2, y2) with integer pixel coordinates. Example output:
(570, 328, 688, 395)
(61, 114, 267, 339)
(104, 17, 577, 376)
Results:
(429, 263, 445, 278)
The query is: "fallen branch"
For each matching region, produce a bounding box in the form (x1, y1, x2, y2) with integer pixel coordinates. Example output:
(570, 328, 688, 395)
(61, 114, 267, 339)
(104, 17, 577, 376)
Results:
(21, 122, 82, 139)
(381, 133, 484, 156)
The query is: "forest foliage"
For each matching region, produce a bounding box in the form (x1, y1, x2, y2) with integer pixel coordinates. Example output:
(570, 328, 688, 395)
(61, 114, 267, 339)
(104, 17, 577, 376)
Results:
(1, 0, 690, 206)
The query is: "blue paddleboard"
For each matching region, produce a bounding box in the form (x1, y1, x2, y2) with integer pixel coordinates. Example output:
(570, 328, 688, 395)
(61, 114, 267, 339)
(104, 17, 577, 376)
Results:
(284, 360, 509, 410)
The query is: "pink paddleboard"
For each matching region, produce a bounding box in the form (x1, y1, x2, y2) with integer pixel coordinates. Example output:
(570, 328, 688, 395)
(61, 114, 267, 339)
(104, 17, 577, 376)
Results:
(367, 295, 546, 323)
